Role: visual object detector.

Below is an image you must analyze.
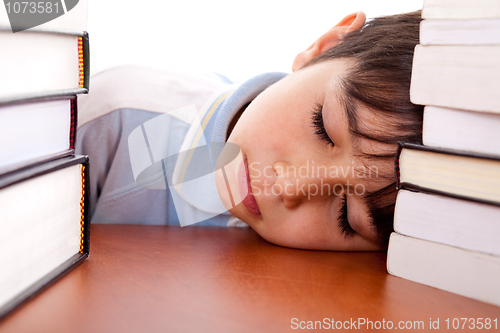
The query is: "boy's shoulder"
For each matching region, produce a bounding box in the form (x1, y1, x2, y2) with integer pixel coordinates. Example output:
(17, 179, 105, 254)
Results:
(78, 65, 231, 127)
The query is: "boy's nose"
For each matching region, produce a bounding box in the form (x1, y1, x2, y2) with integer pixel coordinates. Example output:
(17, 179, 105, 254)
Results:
(273, 161, 329, 208)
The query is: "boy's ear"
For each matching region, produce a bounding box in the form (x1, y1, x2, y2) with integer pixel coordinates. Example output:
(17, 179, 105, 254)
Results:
(292, 12, 366, 72)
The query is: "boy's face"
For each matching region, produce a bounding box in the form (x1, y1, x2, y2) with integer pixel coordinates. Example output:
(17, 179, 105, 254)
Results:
(217, 59, 393, 251)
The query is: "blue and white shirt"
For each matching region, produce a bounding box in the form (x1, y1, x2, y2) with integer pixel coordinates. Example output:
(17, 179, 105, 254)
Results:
(76, 65, 286, 226)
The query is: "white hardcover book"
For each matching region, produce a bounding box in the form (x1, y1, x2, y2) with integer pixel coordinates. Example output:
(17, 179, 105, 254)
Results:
(398, 143, 500, 205)
(410, 45, 500, 113)
(394, 190, 500, 256)
(0, 155, 90, 319)
(420, 19, 500, 45)
(0, 30, 88, 103)
(387, 233, 500, 307)
(422, 0, 500, 19)
(423, 106, 500, 156)
(0, 97, 76, 173)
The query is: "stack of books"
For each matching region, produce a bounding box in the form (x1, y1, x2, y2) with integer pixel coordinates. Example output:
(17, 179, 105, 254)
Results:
(387, 0, 500, 307)
(0, 1, 91, 319)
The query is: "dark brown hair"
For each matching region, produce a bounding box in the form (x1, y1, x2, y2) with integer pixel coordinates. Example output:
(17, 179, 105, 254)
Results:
(306, 11, 424, 248)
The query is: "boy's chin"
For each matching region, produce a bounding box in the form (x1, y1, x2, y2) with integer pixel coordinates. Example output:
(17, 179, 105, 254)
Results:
(228, 204, 249, 223)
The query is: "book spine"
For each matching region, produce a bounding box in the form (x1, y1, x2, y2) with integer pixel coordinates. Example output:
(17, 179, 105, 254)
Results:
(394, 142, 403, 190)
(70, 97, 77, 150)
(79, 164, 86, 253)
(81, 157, 90, 254)
(78, 37, 84, 88)
(82, 32, 90, 91)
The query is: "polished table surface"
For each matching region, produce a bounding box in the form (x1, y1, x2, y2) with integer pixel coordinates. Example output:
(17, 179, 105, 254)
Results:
(1, 224, 499, 332)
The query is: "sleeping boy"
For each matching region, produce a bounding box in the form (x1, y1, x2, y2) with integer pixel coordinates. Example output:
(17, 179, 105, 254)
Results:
(76, 11, 424, 251)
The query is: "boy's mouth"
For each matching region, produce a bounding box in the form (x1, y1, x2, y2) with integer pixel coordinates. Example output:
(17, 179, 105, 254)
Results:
(238, 155, 261, 218)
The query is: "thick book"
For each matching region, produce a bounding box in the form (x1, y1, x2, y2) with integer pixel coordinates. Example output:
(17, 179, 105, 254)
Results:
(387, 233, 500, 307)
(396, 142, 500, 206)
(0, 155, 90, 320)
(420, 19, 500, 45)
(0, 0, 87, 33)
(423, 105, 500, 156)
(0, 96, 78, 174)
(422, 0, 500, 19)
(394, 189, 500, 256)
(410, 44, 500, 113)
(0, 30, 89, 104)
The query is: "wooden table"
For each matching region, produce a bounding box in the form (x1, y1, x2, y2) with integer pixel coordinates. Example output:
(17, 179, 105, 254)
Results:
(1, 225, 499, 332)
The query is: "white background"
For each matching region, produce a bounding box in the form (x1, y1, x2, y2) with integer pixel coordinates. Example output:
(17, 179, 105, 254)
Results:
(88, 0, 423, 82)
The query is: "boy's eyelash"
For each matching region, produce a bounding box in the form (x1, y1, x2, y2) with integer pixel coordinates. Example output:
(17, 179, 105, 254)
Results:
(338, 195, 355, 238)
(312, 105, 352, 238)
(311, 103, 335, 147)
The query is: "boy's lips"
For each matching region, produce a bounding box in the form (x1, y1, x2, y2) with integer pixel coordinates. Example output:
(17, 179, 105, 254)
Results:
(238, 155, 261, 217)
